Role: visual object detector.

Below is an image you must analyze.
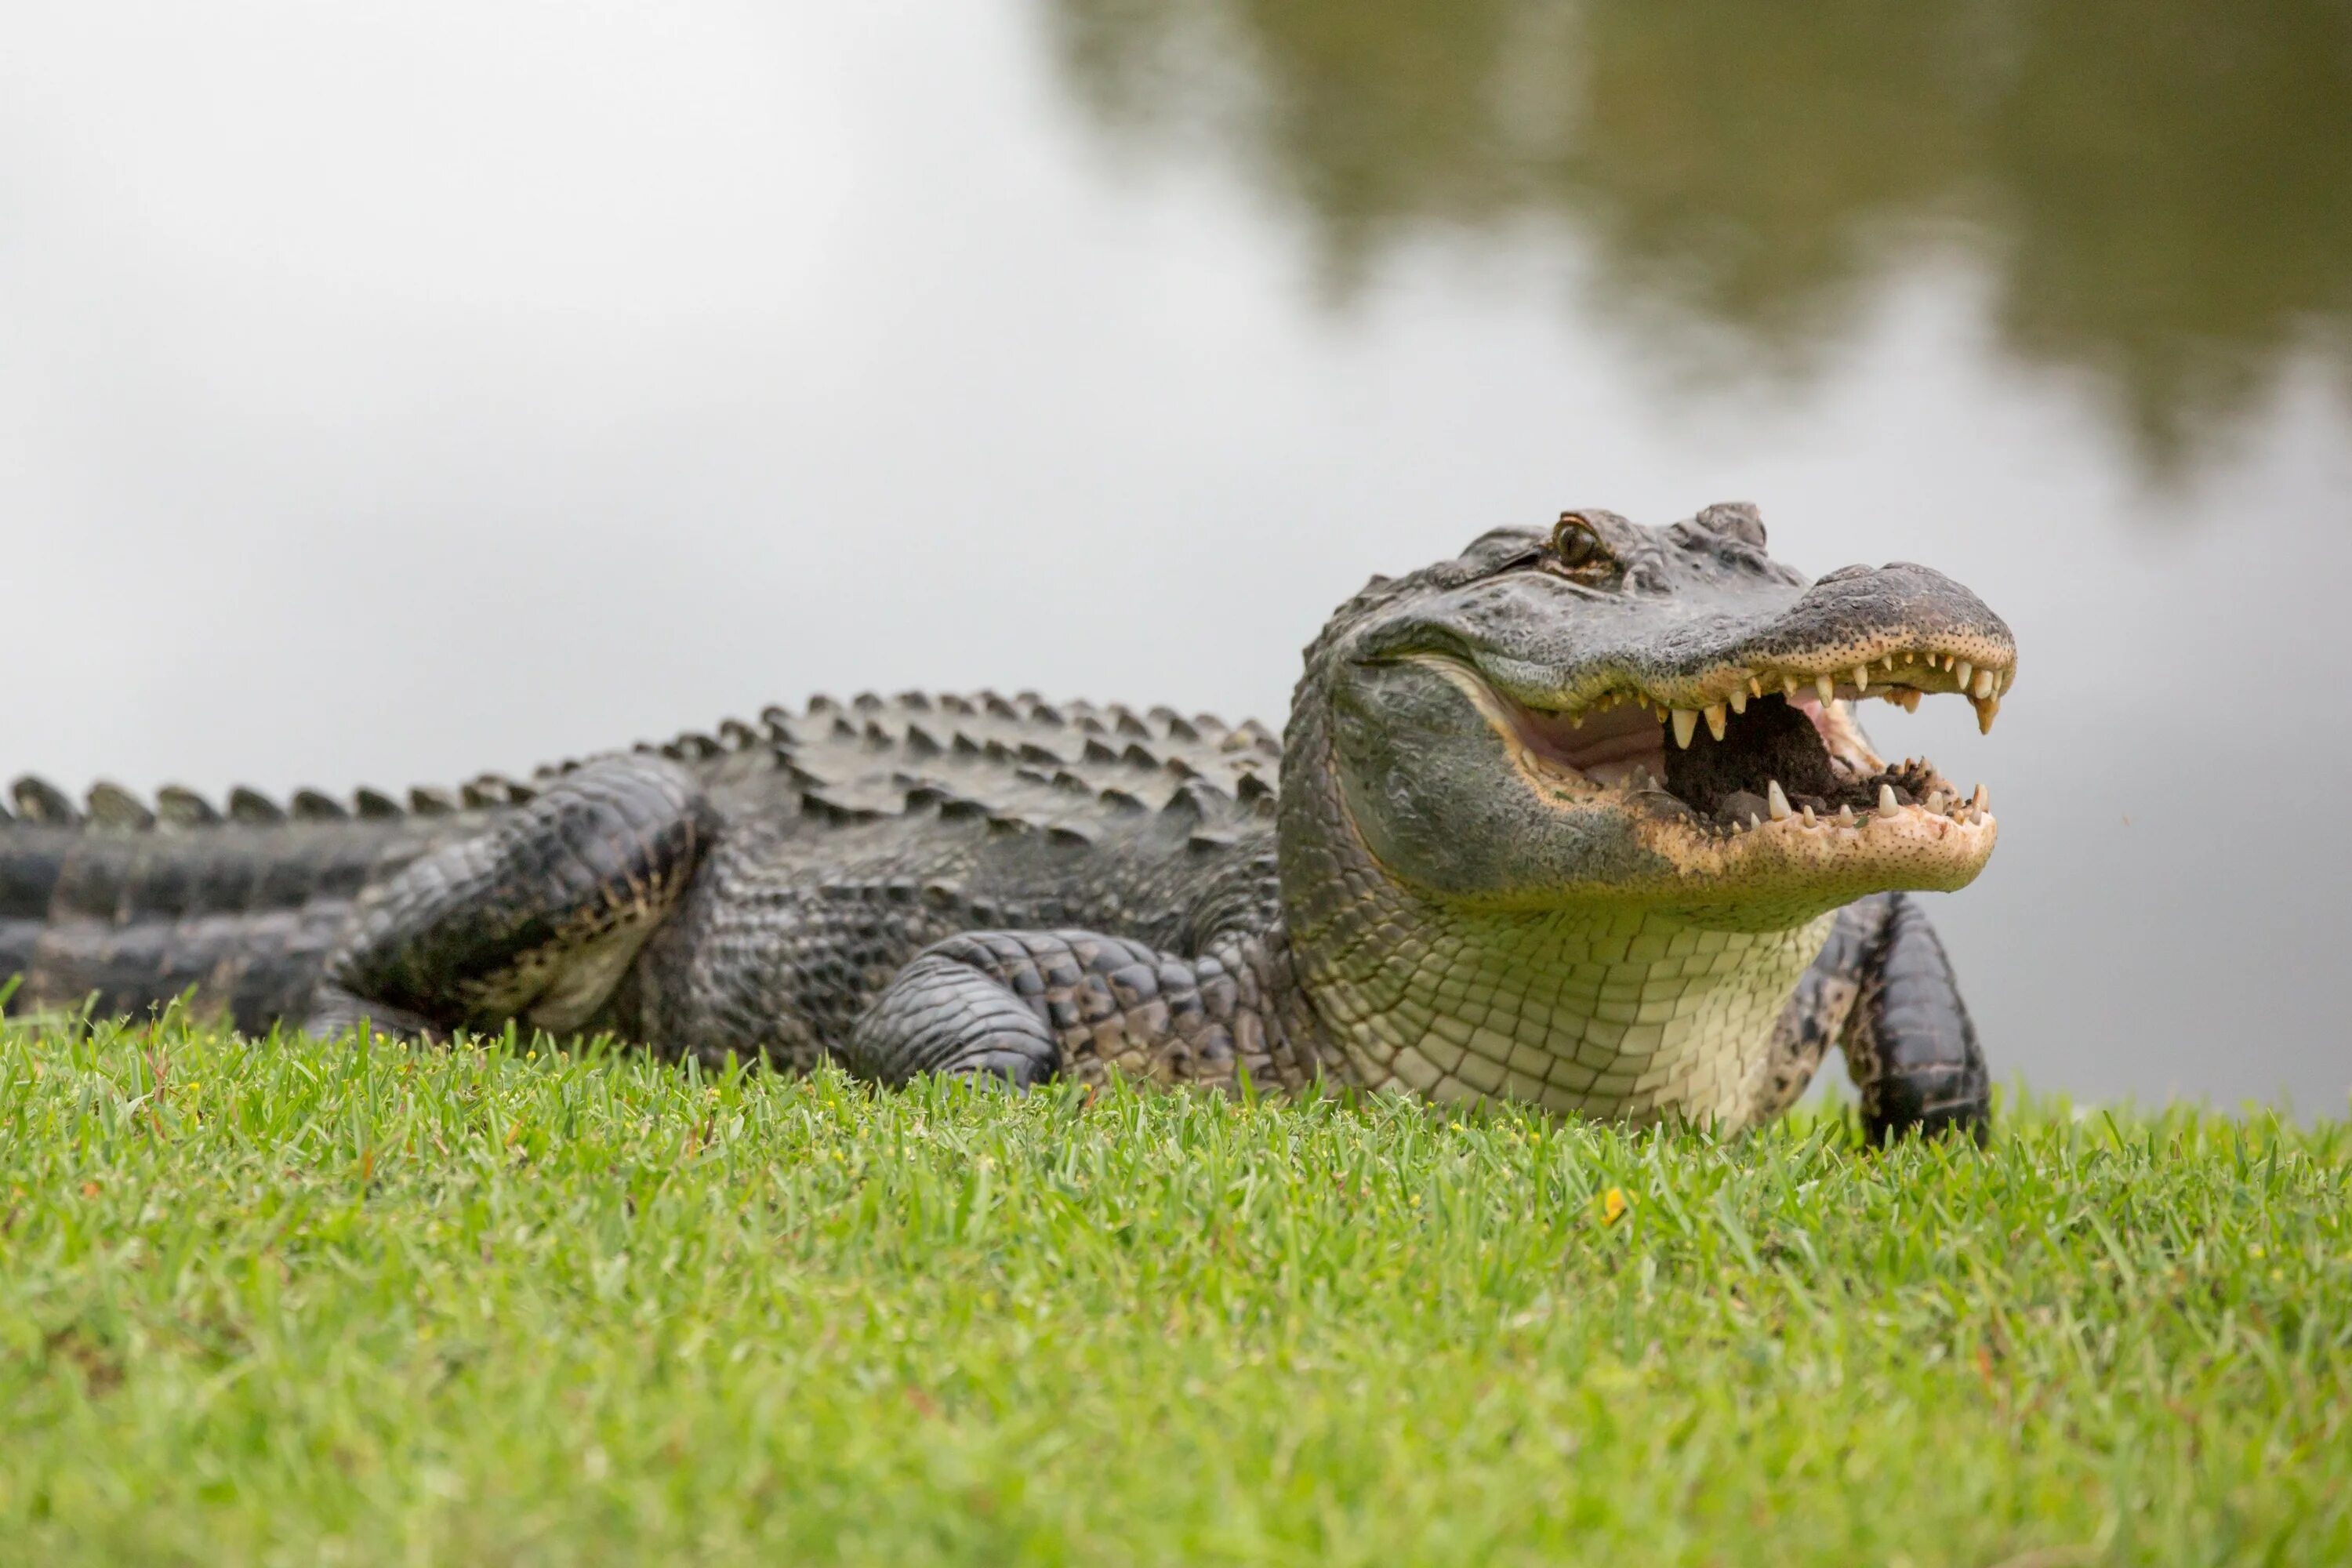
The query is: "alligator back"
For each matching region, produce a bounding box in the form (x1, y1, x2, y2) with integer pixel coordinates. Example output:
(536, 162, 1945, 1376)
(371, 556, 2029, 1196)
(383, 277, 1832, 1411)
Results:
(1, 780, 495, 1031)
(2, 693, 1289, 1040)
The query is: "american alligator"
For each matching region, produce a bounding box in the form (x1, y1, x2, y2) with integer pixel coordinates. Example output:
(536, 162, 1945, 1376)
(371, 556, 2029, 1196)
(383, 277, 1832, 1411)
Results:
(0, 506, 2014, 1138)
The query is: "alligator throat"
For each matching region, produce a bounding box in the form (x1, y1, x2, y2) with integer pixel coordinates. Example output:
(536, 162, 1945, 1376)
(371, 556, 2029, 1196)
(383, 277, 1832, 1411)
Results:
(1301, 887, 1837, 1126)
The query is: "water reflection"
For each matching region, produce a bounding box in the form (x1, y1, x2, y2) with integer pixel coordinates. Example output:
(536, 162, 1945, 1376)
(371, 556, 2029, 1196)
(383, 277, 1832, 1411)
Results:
(1050, 0, 2352, 463)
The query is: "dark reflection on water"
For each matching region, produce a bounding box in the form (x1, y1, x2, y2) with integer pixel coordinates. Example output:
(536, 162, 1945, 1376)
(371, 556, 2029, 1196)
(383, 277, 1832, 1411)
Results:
(1051, 0, 2352, 463)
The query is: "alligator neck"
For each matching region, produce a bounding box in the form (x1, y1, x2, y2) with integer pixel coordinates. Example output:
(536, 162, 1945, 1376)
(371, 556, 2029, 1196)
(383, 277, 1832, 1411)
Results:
(1276, 705, 1831, 1129)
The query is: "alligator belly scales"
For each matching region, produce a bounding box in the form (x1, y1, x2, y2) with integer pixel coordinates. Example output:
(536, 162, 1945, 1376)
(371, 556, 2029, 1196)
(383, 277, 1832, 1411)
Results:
(2, 506, 2013, 1139)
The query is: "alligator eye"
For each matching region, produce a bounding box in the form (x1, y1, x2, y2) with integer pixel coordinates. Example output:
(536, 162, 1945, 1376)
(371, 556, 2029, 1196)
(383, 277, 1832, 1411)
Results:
(1696, 501, 1767, 549)
(1551, 512, 1611, 572)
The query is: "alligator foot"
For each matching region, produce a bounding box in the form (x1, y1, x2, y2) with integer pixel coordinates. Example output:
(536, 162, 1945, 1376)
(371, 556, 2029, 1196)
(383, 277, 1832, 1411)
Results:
(844, 930, 1246, 1090)
(300, 980, 442, 1044)
(318, 757, 710, 1040)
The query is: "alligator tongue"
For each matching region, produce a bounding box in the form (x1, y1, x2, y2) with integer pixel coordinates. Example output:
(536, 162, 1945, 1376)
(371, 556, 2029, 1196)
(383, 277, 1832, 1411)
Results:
(1661, 695, 1840, 817)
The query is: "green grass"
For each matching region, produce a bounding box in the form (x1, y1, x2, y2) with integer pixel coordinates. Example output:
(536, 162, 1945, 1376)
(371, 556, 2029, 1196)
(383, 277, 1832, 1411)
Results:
(0, 1014, 2346, 1566)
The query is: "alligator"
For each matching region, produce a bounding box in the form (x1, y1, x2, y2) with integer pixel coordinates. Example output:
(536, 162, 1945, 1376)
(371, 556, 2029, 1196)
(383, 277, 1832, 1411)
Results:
(0, 505, 2014, 1139)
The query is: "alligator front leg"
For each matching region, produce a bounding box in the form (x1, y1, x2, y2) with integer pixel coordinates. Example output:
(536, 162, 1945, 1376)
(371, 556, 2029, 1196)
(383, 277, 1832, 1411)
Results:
(843, 930, 1249, 1090)
(1754, 892, 1991, 1143)
(305, 757, 710, 1041)
(1842, 892, 1990, 1143)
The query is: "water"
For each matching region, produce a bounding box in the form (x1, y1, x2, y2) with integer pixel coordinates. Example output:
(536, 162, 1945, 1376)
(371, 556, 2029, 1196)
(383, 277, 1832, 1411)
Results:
(3, 0, 2347, 1108)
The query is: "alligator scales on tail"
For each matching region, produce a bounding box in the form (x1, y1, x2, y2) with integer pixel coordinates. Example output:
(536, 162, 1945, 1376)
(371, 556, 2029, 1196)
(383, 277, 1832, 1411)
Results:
(2, 506, 2015, 1138)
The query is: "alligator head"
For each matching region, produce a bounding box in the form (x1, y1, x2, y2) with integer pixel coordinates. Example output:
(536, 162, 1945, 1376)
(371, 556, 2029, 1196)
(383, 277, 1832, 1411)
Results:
(1285, 503, 2014, 933)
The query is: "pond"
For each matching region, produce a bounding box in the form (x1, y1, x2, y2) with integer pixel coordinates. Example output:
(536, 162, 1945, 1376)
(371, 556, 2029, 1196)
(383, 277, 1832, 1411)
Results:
(3, 0, 2347, 1108)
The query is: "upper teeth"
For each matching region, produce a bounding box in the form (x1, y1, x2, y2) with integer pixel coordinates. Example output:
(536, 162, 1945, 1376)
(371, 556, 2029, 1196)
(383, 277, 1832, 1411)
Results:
(1609, 647, 2011, 750)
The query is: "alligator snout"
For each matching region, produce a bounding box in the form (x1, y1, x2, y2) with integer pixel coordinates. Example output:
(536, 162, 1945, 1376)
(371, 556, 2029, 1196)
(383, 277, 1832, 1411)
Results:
(1733, 561, 2016, 686)
(1794, 561, 2012, 652)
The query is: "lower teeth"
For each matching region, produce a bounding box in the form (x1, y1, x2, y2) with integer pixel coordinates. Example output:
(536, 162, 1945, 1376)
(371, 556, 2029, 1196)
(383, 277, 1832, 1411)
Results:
(1688, 772, 1985, 832)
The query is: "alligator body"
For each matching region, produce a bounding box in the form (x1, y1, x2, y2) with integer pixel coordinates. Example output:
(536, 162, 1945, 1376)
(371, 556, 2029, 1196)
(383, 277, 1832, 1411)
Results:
(2, 506, 2015, 1138)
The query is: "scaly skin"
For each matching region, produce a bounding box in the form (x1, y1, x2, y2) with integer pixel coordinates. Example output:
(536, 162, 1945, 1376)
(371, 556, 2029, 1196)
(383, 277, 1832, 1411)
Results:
(2, 504, 2012, 1139)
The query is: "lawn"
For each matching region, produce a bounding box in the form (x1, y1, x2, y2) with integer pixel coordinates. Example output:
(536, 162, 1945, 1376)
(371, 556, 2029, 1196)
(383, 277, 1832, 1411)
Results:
(1, 1013, 2345, 1566)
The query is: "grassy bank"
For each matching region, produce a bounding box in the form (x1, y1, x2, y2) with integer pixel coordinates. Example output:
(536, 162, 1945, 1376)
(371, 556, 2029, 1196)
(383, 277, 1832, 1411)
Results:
(1, 1015, 2345, 1565)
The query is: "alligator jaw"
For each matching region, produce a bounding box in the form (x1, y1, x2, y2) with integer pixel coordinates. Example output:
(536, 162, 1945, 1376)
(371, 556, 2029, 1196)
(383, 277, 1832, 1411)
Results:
(1419, 644, 2007, 884)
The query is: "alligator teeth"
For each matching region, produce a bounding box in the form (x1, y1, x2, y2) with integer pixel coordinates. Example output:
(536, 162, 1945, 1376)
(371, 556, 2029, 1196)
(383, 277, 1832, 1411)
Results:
(1878, 783, 1899, 815)
(1801, 804, 1816, 825)
(1671, 709, 1699, 749)
(1678, 654, 2013, 738)
(1972, 783, 1988, 812)
(1838, 804, 1856, 827)
(1766, 780, 1791, 821)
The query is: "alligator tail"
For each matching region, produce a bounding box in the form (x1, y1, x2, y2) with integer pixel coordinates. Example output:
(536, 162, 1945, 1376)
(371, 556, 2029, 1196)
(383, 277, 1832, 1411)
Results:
(1, 773, 523, 1034)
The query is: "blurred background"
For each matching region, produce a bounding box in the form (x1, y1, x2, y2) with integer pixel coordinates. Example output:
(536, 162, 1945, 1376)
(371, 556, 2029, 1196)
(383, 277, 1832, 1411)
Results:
(3, 0, 2347, 1108)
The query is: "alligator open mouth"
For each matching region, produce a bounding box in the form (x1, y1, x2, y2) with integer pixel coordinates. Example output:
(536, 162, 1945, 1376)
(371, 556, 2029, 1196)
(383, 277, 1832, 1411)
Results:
(1425, 645, 2011, 841)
